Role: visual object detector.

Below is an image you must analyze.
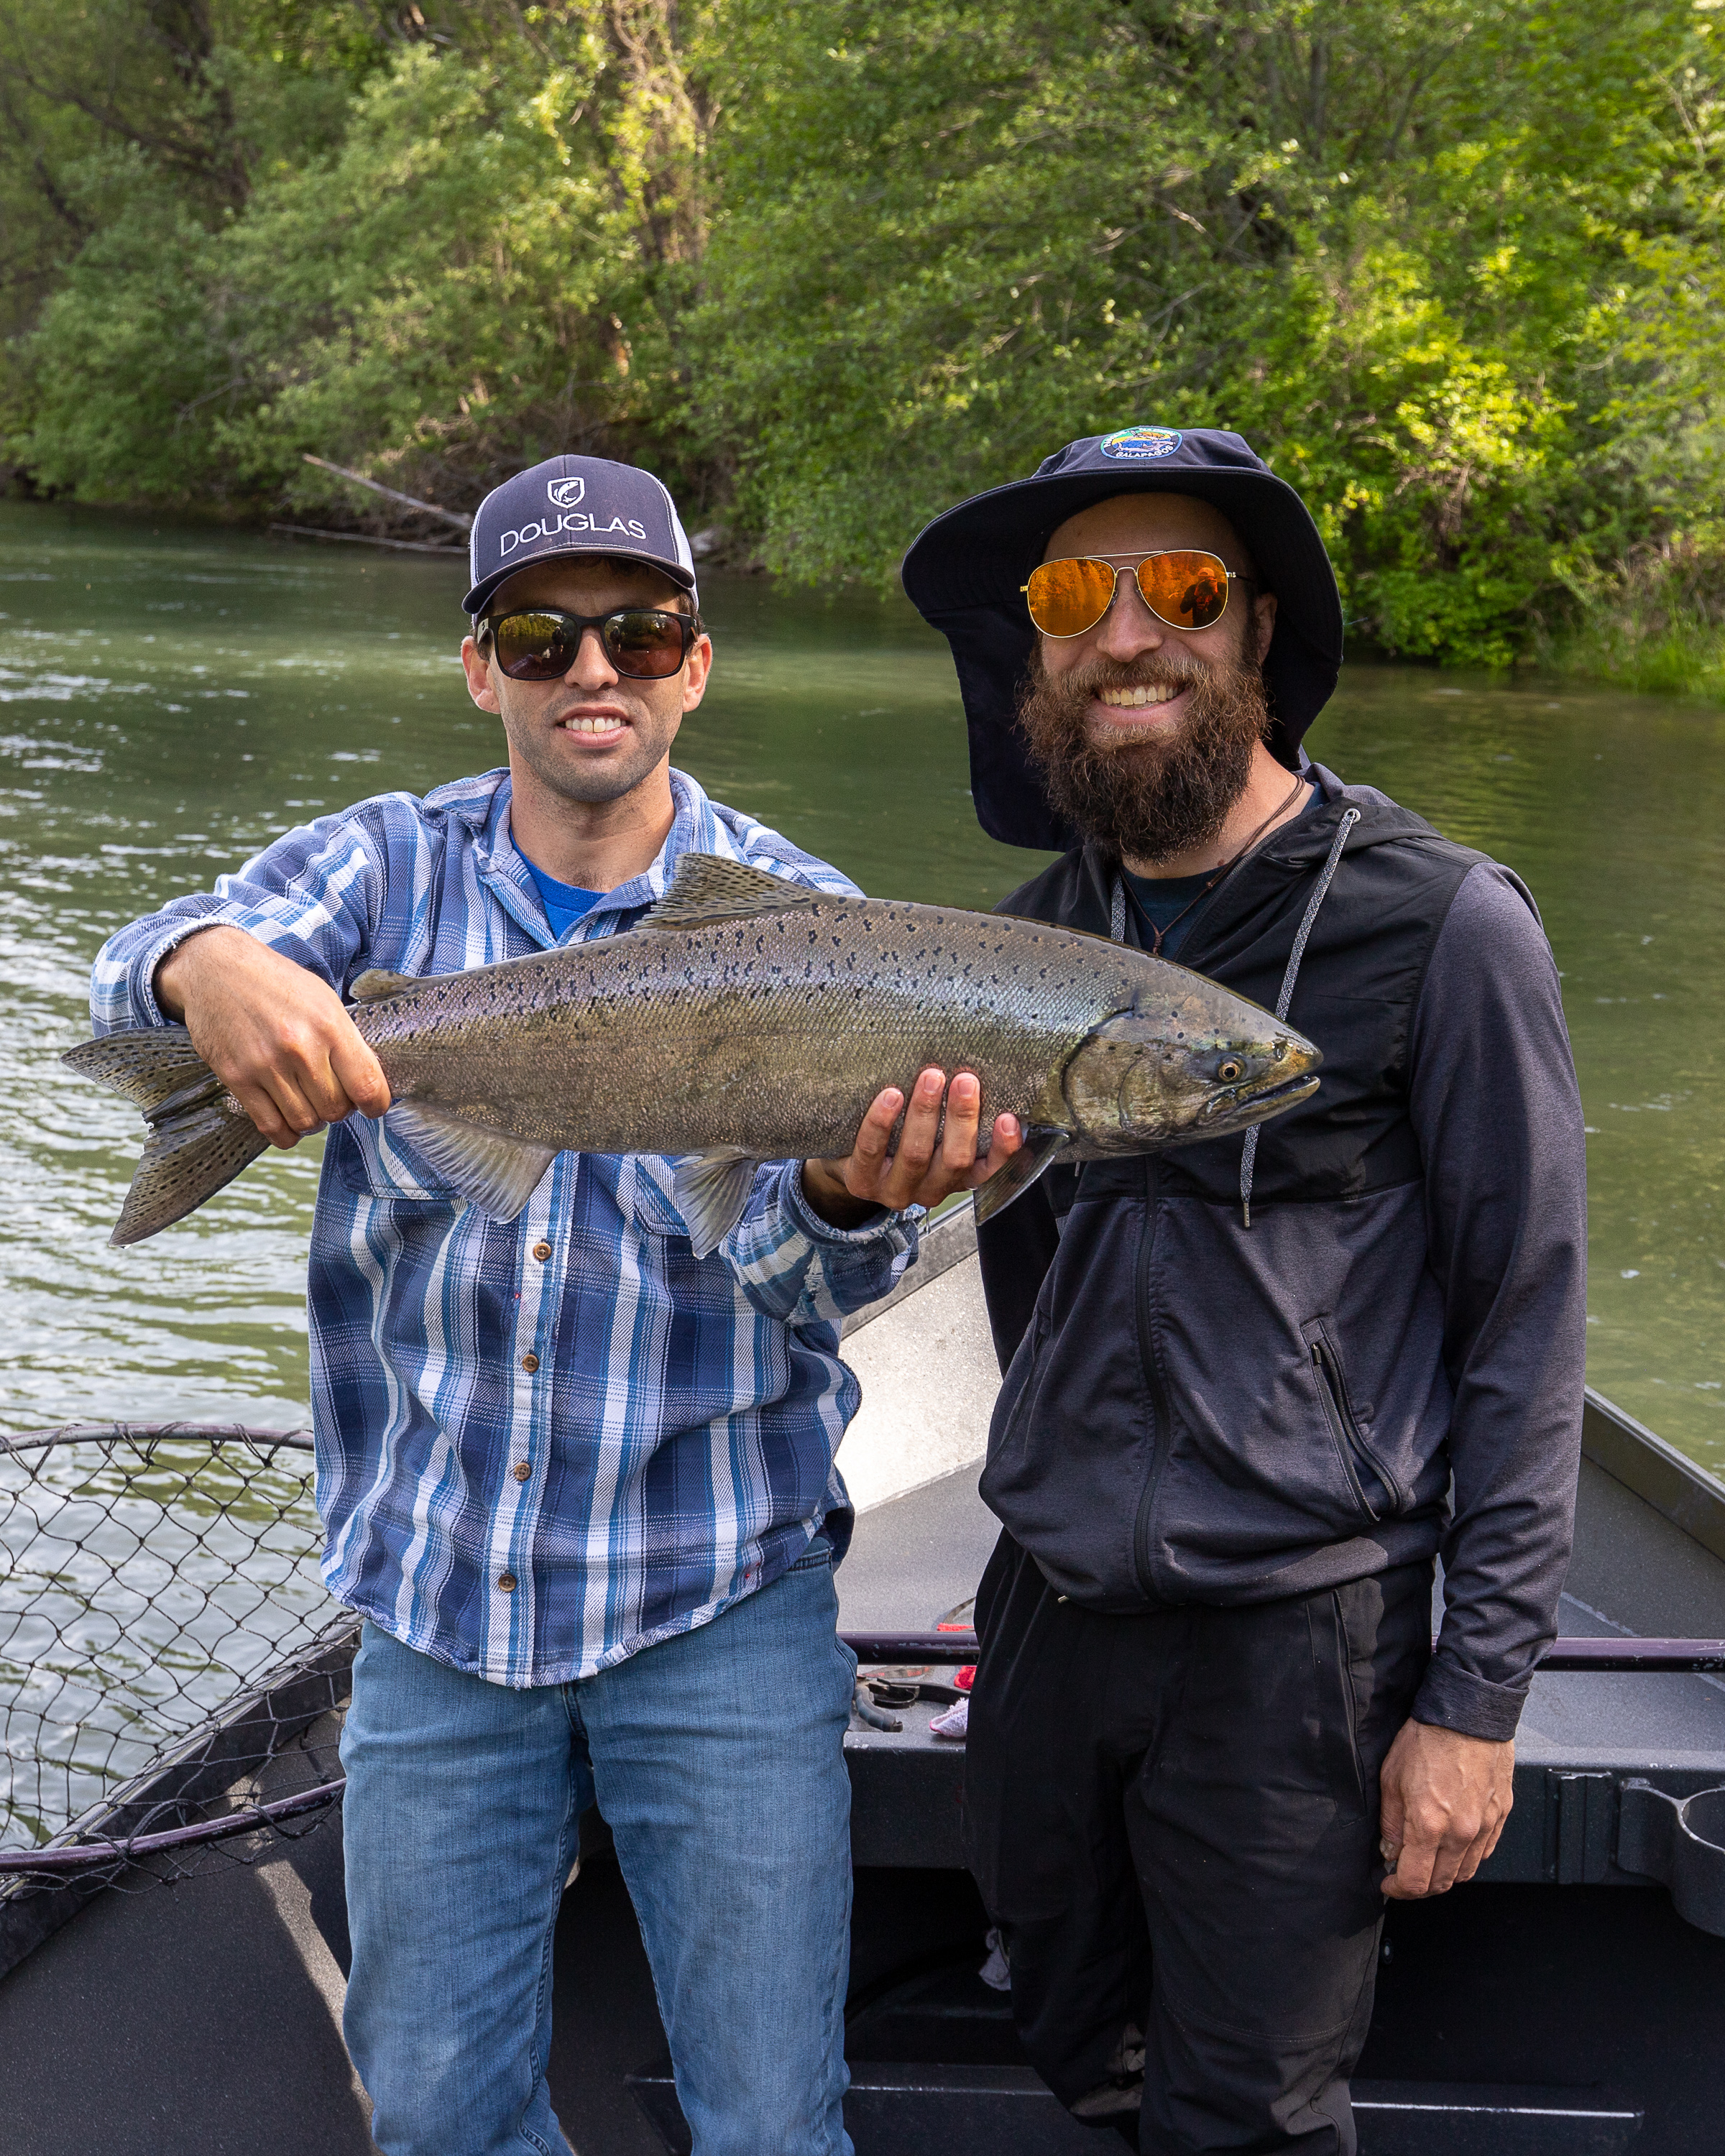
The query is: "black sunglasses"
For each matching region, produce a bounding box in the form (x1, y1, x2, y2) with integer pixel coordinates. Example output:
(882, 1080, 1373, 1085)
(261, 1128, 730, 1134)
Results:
(478, 606, 701, 683)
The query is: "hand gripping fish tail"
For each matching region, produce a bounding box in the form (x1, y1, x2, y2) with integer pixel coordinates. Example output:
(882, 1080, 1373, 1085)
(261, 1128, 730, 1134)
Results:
(62, 1026, 272, 1246)
(65, 857, 1323, 1252)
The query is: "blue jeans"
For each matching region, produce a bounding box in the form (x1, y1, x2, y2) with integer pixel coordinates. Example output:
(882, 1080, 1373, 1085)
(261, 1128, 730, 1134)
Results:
(340, 1549, 857, 2156)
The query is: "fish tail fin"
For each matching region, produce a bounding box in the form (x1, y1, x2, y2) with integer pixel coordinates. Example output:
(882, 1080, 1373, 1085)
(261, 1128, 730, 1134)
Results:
(63, 1026, 270, 1246)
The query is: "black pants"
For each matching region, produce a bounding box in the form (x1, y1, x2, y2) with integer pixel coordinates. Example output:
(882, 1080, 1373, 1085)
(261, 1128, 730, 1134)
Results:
(963, 1534, 1433, 2155)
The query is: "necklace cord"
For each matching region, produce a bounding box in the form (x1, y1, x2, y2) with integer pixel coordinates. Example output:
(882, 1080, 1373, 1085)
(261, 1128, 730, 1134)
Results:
(1115, 773, 1308, 957)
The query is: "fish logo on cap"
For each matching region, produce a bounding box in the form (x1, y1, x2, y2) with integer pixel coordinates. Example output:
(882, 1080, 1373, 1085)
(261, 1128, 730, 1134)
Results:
(1100, 427, 1183, 461)
(546, 476, 586, 507)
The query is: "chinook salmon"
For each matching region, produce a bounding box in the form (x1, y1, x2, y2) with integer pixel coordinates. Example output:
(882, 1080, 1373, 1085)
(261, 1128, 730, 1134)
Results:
(66, 852, 1322, 1255)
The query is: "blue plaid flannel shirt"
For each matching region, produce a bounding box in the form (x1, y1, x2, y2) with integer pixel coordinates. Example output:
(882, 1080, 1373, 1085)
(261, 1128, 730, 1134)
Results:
(90, 767, 918, 1686)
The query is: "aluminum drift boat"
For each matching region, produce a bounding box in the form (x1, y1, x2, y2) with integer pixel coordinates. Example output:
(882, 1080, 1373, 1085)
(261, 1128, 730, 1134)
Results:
(2, 1203, 1724, 2154)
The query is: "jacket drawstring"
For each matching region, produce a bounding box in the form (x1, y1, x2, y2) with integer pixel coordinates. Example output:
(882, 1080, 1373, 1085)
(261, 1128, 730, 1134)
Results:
(1110, 875, 1127, 944)
(1239, 806, 1359, 1227)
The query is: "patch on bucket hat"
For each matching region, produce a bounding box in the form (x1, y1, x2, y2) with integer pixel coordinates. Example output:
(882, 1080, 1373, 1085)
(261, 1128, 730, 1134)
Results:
(1099, 426, 1184, 460)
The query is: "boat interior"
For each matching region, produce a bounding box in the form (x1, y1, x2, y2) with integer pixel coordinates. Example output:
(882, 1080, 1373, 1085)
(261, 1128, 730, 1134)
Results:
(3, 1203, 1724, 2154)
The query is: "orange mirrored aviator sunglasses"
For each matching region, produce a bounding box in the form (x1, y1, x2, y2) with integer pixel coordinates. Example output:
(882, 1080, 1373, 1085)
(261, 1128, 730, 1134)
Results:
(1022, 550, 1237, 638)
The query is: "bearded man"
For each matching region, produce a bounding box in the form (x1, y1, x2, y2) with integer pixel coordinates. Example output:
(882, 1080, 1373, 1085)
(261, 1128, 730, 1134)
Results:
(902, 428, 1587, 2154)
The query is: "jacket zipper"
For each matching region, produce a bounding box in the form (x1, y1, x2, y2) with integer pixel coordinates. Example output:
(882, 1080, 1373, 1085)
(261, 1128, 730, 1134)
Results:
(1132, 1162, 1175, 1598)
(1310, 1332, 1407, 1519)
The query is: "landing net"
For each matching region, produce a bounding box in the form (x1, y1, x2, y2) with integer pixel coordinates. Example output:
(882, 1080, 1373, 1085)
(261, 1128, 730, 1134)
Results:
(0, 1424, 353, 1911)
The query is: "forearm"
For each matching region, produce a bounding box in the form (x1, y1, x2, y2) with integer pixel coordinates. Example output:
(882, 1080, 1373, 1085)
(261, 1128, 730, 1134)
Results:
(92, 902, 257, 1033)
(154, 923, 257, 1020)
(91, 840, 392, 1144)
(90, 811, 381, 1035)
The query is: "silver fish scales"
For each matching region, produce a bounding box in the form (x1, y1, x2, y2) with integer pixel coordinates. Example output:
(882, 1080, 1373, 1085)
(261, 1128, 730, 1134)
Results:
(67, 853, 1322, 1256)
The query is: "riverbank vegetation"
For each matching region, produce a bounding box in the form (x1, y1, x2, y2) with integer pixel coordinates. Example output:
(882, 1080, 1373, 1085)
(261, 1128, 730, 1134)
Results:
(1, 2, 1722, 688)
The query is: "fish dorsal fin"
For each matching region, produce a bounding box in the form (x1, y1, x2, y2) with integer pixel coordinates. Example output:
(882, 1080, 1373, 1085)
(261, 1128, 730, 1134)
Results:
(350, 967, 419, 1003)
(639, 853, 824, 932)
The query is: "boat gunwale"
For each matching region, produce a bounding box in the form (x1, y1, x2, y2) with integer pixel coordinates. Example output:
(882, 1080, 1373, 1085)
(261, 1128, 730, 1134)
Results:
(1582, 1388, 1725, 1565)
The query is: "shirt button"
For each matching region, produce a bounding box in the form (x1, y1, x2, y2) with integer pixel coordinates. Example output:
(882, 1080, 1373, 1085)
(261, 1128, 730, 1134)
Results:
(533, 1242, 551, 1262)
(497, 1572, 516, 1593)
(512, 1460, 531, 1482)
(520, 1353, 539, 1373)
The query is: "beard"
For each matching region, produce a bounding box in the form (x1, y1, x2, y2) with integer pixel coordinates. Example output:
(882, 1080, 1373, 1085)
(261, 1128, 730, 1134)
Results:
(1017, 644, 1272, 865)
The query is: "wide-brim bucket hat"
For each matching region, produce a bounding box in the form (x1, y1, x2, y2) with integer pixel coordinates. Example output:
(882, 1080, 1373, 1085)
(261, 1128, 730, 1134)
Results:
(901, 426, 1344, 850)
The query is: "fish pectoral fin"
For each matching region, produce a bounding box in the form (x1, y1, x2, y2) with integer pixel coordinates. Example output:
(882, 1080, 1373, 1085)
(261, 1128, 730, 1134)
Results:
(386, 1101, 557, 1221)
(972, 1124, 1072, 1228)
(349, 967, 419, 1003)
(639, 853, 825, 932)
(671, 1148, 765, 1260)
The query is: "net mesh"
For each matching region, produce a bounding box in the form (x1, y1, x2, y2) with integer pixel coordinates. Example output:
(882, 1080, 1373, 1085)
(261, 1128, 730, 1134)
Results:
(0, 1424, 353, 1904)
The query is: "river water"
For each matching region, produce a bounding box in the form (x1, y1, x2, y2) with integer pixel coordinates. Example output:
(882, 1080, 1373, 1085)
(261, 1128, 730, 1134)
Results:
(3, 502, 1724, 1473)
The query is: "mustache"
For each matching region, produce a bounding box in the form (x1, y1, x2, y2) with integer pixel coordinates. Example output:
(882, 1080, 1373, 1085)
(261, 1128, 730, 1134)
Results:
(1057, 655, 1207, 699)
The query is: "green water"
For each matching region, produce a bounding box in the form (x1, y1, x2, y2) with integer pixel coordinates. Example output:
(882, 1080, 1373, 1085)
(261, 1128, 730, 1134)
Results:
(3, 502, 1723, 1473)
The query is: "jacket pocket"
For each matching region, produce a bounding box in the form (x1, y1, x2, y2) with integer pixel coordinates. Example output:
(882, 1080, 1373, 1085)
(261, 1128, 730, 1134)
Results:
(618, 1156, 693, 1240)
(1302, 1318, 1409, 1522)
(1305, 1588, 1368, 1818)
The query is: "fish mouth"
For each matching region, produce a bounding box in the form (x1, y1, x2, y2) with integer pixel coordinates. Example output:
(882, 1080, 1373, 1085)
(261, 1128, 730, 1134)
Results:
(1196, 1069, 1320, 1127)
(1247, 1070, 1321, 1110)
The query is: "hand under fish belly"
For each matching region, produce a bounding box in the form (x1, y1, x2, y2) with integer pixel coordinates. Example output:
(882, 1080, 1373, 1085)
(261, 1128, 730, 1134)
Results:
(66, 853, 1321, 1254)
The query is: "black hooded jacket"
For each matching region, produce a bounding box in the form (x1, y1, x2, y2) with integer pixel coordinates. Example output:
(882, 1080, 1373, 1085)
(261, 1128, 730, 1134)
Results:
(975, 764, 1587, 1743)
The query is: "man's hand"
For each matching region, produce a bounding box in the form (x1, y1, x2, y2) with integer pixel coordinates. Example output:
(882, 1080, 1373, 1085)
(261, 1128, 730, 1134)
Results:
(800, 1068, 1022, 1228)
(155, 926, 391, 1148)
(1378, 1718, 1514, 1899)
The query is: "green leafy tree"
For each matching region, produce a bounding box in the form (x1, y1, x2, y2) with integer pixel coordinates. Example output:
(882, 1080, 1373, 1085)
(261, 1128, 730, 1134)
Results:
(7, 1, 712, 510)
(2, 0, 1723, 684)
(691, 0, 1725, 668)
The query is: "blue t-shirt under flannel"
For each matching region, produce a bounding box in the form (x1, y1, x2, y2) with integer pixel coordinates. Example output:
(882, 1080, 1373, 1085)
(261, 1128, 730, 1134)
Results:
(522, 857, 602, 941)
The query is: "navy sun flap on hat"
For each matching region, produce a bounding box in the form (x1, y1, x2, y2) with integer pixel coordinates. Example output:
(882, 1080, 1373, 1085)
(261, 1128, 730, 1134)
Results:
(901, 427, 1344, 852)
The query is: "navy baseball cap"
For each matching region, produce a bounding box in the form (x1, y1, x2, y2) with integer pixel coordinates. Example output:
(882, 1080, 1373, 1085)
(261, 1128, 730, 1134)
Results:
(464, 453, 698, 618)
(901, 426, 1343, 850)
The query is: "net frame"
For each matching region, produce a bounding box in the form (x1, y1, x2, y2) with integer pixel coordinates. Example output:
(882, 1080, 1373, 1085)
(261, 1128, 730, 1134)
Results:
(1, 1423, 356, 1919)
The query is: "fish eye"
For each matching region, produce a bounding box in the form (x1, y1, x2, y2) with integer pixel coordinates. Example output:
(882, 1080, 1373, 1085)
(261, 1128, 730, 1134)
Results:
(1217, 1058, 1243, 1083)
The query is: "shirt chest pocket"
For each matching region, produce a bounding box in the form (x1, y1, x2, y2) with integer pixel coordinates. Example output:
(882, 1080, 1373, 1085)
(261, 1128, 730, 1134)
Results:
(329, 1117, 462, 1202)
(615, 1157, 694, 1241)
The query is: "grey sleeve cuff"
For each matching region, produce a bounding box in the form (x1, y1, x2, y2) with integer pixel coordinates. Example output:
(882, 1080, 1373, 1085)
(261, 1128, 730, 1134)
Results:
(1411, 1657, 1530, 1743)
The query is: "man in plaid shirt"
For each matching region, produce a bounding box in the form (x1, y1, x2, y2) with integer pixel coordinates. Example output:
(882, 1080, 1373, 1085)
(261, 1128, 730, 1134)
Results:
(91, 455, 1019, 2156)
